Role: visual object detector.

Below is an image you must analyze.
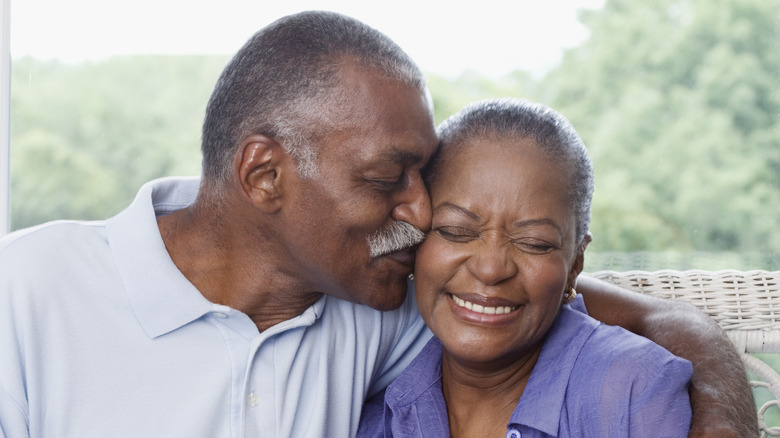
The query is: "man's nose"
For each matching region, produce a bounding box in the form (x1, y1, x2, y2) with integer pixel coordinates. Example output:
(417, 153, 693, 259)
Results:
(391, 171, 432, 233)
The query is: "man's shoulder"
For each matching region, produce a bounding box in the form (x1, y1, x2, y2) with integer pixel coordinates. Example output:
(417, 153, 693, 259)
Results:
(0, 221, 117, 324)
(0, 219, 108, 261)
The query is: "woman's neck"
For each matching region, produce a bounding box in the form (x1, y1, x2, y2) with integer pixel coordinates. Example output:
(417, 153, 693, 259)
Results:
(441, 345, 542, 438)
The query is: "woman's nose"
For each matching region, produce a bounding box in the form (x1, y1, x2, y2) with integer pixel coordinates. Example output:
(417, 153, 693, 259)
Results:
(466, 238, 518, 285)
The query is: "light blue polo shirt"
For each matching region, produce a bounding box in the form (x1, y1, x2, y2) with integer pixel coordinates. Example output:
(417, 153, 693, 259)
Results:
(0, 177, 431, 437)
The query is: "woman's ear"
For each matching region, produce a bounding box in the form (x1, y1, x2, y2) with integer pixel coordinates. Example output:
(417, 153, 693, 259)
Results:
(567, 232, 592, 290)
(236, 135, 286, 213)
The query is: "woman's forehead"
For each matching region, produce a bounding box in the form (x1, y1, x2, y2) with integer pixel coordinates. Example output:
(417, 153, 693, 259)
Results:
(434, 136, 547, 177)
(431, 138, 573, 204)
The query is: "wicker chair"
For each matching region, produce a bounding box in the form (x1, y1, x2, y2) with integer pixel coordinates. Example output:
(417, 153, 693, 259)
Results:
(591, 269, 780, 437)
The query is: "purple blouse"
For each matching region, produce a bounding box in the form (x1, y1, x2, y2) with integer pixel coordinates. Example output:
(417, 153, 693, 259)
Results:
(357, 297, 693, 437)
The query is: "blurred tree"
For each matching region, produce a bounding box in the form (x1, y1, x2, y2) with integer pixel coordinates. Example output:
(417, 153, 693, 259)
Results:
(11, 129, 123, 226)
(543, 0, 780, 253)
(427, 69, 538, 124)
(9, 0, 779, 262)
(10, 56, 228, 229)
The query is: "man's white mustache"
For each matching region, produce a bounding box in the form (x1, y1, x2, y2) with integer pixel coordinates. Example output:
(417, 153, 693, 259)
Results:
(367, 220, 426, 258)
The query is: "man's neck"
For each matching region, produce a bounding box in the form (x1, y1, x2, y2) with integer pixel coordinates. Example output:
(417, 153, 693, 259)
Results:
(156, 207, 323, 332)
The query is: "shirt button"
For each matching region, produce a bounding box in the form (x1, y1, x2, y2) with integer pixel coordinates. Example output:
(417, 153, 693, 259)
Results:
(213, 312, 228, 319)
(247, 392, 259, 407)
(506, 429, 521, 438)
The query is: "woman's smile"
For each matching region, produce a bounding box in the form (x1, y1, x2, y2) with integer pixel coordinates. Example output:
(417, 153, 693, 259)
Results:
(446, 292, 523, 326)
(448, 293, 519, 315)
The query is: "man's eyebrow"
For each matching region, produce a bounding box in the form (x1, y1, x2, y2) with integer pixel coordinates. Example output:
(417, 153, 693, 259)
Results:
(378, 147, 423, 163)
(433, 202, 481, 221)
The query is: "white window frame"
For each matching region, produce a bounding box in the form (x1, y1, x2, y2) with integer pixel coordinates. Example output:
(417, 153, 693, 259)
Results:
(0, 0, 10, 236)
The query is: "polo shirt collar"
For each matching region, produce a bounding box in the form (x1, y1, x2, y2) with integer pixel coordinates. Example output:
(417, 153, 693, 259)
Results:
(385, 336, 444, 407)
(106, 177, 215, 339)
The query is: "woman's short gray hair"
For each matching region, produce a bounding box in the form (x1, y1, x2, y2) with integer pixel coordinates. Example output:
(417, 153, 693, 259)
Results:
(429, 98, 595, 244)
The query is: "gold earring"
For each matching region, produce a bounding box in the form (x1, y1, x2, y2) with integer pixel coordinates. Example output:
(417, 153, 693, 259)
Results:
(564, 287, 577, 303)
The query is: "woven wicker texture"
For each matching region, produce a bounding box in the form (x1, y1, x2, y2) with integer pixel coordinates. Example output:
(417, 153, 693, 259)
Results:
(592, 269, 780, 352)
(591, 270, 780, 436)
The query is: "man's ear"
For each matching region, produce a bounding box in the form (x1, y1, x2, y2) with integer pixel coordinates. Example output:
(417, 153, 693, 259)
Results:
(236, 135, 287, 213)
(567, 232, 592, 290)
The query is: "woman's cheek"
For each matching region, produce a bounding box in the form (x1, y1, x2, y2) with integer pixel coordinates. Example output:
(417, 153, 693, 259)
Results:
(414, 238, 455, 324)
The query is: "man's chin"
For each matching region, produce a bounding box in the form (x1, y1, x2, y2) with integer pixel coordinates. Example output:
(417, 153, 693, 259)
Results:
(360, 279, 409, 311)
(366, 290, 408, 311)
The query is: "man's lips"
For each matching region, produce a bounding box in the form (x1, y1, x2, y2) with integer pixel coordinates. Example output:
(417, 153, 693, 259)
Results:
(386, 248, 415, 265)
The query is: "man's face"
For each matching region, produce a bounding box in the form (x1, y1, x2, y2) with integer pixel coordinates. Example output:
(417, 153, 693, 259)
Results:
(277, 64, 438, 310)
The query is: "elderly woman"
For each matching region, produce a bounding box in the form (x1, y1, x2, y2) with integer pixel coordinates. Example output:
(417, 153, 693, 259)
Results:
(358, 98, 692, 437)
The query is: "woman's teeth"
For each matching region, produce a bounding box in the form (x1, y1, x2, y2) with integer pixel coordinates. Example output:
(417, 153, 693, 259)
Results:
(450, 294, 517, 315)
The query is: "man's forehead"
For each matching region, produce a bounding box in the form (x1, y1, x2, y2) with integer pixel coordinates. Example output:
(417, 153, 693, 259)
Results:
(336, 142, 433, 171)
(377, 146, 427, 164)
(310, 65, 438, 166)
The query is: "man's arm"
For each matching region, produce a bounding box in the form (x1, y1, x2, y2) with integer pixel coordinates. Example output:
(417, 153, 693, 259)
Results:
(576, 274, 757, 438)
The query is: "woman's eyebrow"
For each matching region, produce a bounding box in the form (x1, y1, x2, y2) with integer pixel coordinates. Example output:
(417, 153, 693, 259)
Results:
(433, 202, 481, 221)
(513, 218, 563, 235)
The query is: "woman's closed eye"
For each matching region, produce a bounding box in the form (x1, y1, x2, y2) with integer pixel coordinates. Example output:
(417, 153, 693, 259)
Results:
(435, 226, 479, 243)
(513, 239, 557, 254)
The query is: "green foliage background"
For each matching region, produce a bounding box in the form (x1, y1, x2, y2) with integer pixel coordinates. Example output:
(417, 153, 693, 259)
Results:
(546, 0, 780, 257)
(7, 0, 780, 428)
(11, 0, 779, 271)
(11, 56, 226, 226)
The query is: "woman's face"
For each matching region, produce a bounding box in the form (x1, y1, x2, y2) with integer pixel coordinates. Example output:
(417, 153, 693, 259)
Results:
(414, 137, 583, 369)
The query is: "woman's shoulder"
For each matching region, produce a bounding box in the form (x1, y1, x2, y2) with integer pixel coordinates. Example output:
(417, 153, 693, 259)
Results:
(558, 306, 693, 401)
(574, 308, 691, 373)
(551, 308, 693, 435)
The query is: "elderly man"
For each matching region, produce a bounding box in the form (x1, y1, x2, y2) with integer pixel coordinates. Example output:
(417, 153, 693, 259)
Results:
(0, 10, 755, 438)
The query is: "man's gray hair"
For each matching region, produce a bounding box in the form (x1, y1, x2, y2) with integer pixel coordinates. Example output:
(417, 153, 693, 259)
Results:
(200, 10, 427, 192)
(429, 98, 595, 244)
